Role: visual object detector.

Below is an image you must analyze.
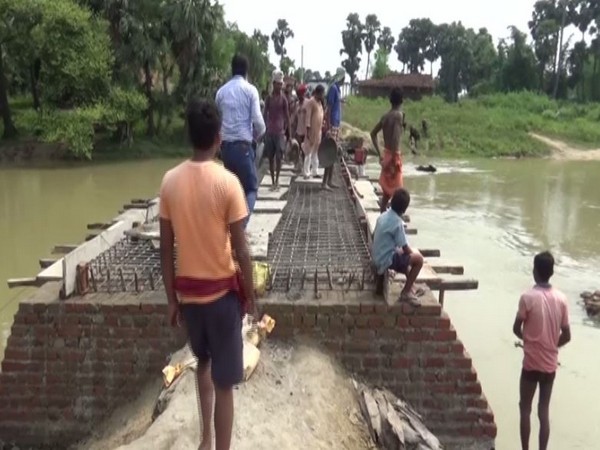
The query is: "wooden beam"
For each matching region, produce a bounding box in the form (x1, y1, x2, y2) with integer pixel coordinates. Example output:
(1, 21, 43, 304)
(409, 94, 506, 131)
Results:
(39, 258, 56, 269)
(87, 222, 111, 230)
(52, 245, 78, 254)
(419, 249, 441, 258)
(7, 278, 41, 289)
(428, 278, 479, 291)
(428, 263, 464, 275)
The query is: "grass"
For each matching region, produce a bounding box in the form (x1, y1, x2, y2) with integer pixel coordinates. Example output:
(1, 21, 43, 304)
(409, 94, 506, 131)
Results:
(343, 92, 600, 158)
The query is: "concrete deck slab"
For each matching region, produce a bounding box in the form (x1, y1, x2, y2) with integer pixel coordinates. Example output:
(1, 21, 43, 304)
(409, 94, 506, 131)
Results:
(247, 213, 282, 235)
(257, 187, 289, 200)
(260, 176, 292, 188)
(253, 201, 287, 213)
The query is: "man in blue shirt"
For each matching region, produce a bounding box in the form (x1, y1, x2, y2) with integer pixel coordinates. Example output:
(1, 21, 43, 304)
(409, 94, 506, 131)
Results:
(372, 188, 424, 305)
(215, 54, 266, 229)
(326, 68, 345, 141)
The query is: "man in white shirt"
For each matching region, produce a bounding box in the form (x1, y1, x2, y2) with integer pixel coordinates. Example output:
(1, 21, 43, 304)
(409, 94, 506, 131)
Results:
(215, 54, 266, 229)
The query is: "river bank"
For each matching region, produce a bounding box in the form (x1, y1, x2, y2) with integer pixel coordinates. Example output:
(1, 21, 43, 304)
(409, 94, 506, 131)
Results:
(344, 92, 600, 158)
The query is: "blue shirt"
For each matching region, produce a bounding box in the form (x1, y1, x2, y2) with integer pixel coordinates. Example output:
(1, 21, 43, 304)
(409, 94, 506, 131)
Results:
(326, 83, 341, 127)
(372, 209, 407, 274)
(215, 76, 266, 142)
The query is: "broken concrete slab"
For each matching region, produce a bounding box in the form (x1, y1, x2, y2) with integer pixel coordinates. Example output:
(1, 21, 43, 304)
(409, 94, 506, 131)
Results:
(248, 232, 269, 260)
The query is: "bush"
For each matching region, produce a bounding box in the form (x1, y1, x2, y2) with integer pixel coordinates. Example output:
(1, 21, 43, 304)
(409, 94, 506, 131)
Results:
(13, 88, 148, 159)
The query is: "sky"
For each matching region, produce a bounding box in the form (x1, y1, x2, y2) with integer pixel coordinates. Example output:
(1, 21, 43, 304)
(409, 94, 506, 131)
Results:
(220, 0, 538, 78)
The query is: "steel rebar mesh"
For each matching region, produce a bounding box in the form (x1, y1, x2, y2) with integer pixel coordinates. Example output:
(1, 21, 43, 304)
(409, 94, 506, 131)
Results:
(86, 238, 163, 293)
(267, 166, 373, 292)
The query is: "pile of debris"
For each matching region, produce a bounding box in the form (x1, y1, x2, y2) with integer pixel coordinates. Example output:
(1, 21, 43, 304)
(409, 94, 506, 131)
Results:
(581, 290, 600, 317)
(355, 382, 442, 450)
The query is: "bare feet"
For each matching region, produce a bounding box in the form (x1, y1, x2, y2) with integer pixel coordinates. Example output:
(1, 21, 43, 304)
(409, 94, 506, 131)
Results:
(199, 436, 211, 450)
(321, 185, 332, 191)
(399, 291, 421, 307)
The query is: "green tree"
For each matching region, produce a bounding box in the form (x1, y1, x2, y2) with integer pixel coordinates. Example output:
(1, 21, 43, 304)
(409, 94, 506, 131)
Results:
(529, 4, 560, 93)
(280, 55, 294, 76)
(377, 26, 395, 53)
(340, 13, 363, 84)
(363, 14, 380, 79)
(271, 19, 294, 72)
(436, 22, 473, 101)
(372, 49, 391, 79)
(395, 19, 436, 74)
(230, 27, 272, 88)
(500, 26, 539, 92)
(465, 28, 498, 93)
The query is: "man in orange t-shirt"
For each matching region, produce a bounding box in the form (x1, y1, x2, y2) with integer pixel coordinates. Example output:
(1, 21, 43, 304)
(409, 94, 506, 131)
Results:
(513, 251, 571, 450)
(159, 99, 255, 450)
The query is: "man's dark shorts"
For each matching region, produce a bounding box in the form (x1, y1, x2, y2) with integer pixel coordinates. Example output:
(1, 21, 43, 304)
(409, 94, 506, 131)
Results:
(264, 133, 286, 160)
(521, 369, 556, 386)
(390, 252, 411, 275)
(180, 291, 243, 388)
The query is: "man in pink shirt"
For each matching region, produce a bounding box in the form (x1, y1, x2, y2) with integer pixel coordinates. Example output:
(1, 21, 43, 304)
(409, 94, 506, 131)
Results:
(513, 251, 571, 450)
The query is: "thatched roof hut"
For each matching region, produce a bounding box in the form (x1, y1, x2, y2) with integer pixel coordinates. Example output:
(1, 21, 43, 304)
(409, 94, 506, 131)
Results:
(357, 73, 435, 100)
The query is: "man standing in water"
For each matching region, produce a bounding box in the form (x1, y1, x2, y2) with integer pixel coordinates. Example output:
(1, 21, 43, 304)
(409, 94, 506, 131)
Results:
(302, 85, 325, 179)
(263, 71, 290, 190)
(370, 88, 405, 212)
(513, 251, 571, 450)
(216, 54, 265, 227)
(160, 99, 255, 450)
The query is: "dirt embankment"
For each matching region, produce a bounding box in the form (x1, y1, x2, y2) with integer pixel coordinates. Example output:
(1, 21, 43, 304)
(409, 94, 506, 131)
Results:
(529, 133, 600, 161)
(75, 343, 375, 450)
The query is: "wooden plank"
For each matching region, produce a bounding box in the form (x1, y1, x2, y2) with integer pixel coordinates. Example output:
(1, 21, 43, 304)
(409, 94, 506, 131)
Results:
(62, 220, 135, 297)
(52, 245, 78, 255)
(392, 264, 442, 285)
(37, 258, 63, 282)
(427, 261, 464, 275)
(429, 278, 479, 291)
(365, 212, 416, 236)
(7, 277, 41, 289)
(39, 258, 56, 269)
(253, 201, 287, 213)
(420, 249, 441, 257)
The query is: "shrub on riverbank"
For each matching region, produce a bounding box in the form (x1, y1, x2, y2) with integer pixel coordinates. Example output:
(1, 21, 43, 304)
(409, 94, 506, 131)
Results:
(344, 92, 600, 157)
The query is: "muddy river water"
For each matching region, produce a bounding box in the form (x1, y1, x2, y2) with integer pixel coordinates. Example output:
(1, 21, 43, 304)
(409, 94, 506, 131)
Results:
(1, 157, 599, 449)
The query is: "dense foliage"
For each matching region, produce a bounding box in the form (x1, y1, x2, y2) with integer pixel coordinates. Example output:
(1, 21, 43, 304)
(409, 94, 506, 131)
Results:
(344, 92, 600, 157)
(0, 0, 274, 158)
(340, 1, 600, 102)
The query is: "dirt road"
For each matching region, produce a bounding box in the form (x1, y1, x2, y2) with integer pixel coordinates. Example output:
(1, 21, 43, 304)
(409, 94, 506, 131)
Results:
(530, 133, 600, 161)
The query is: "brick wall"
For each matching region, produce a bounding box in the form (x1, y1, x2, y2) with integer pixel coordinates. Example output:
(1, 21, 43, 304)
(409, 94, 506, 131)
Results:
(0, 283, 183, 448)
(0, 284, 496, 449)
(260, 292, 497, 450)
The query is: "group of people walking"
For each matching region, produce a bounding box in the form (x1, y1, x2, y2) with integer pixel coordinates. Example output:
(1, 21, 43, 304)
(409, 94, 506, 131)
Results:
(158, 53, 572, 450)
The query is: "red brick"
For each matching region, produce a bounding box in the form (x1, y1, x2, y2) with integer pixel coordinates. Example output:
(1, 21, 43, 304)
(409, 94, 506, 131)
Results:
(423, 358, 445, 368)
(359, 303, 374, 314)
(10, 325, 31, 337)
(404, 330, 429, 341)
(449, 358, 472, 369)
(363, 356, 382, 368)
(367, 316, 385, 327)
(458, 382, 482, 395)
(434, 344, 451, 354)
(451, 342, 465, 354)
(351, 329, 375, 340)
(141, 304, 156, 313)
(431, 384, 454, 394)
(417, 303, 442, 316)
(396, 316, 409, 327)
(374, 303, 388, 315)
(3, 348, 30, 361)
(410, 317, 438, 328)
(463, 369, 478, 382)
(437, 316, 451, 330)
(482, 423, 498, 438)
(343, 341, 374, 353)
(301, 314, 316, 327)
(466, 398, 489, 409)
(390, 357, 414, 369)
(433, 330, 457, 341)
(342, 313, 355, 326)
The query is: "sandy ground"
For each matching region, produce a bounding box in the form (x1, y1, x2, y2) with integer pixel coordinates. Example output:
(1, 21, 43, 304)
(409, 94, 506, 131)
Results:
(530, 133, 600, 161)
(75, 343, 375, 450)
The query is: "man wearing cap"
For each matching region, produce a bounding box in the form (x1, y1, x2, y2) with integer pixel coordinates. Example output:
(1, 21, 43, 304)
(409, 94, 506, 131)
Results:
(215, 54, 266, 229)
(263, 71, 290, 190)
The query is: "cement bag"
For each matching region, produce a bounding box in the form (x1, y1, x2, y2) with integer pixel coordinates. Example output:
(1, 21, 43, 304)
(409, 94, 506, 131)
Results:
(253, 262, 270, 297)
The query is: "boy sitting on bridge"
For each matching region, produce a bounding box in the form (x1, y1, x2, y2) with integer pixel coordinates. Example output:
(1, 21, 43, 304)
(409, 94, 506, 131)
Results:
(372, 188, 424, 306)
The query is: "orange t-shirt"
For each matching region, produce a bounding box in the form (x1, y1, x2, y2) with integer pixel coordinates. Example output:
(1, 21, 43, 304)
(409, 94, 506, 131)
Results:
(159, 160, 248, 304)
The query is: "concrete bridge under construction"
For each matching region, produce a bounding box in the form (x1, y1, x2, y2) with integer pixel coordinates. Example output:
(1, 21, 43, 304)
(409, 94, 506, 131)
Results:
(1, 153, 495, 449)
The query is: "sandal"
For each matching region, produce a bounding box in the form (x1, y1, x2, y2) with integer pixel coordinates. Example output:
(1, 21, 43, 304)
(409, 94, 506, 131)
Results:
(399, 292, 421, 307)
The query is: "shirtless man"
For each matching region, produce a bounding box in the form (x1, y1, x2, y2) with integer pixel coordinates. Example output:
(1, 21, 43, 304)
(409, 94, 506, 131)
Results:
(371, 88, 405, 212)
(263, 71, 290, 190)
